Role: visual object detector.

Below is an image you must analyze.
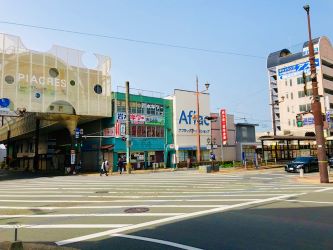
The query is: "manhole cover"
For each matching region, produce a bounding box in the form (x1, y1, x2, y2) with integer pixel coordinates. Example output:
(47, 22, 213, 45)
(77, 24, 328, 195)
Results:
(95, 191, 109, 194)
(124, 207, 150, 213)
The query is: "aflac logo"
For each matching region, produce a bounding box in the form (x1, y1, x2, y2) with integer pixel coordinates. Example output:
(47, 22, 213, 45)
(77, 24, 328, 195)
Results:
(178, 110, 209, 126)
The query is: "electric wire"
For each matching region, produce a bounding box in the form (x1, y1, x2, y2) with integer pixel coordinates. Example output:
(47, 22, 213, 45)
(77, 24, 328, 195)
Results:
(0, 20, 265, 59)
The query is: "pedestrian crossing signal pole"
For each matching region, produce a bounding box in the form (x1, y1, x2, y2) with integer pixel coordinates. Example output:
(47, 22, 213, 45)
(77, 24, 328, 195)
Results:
(125, 81, 132, 174)
(303, 4, 329, 183)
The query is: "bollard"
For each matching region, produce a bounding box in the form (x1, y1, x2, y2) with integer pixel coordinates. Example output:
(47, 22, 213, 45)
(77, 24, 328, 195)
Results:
(14, 227, 18, 241)
(300, 168, 304, 178)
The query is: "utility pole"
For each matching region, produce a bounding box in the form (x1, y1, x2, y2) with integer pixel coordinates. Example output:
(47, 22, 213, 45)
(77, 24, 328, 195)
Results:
(125, 81, 132, 173)
(195, 76, 201, 163)
(303, 4, 329, 183)
(271, 89, 277, 136)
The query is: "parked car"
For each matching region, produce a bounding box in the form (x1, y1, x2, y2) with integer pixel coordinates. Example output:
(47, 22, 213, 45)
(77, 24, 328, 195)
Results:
(285, 156, 318, 173)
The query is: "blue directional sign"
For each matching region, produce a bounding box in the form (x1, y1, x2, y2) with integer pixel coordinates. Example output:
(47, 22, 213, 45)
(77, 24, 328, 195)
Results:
(278, 58, 320, 79)
(327, 111, 331, 123)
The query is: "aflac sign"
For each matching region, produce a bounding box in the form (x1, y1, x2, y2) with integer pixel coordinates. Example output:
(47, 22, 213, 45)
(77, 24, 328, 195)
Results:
(178, 110, 209, 126)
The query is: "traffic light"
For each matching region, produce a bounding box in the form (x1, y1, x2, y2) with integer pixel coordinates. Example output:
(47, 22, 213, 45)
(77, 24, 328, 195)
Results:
(302, 72, 308, 96)
(296, 114, 303, 127)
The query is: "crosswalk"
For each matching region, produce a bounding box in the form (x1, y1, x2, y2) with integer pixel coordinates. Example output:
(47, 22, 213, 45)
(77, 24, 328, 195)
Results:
(0, 170, 328, 246)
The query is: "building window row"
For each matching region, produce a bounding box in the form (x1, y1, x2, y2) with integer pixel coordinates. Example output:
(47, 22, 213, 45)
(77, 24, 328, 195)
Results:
(298, 89, 313, 98)
(117, 101, 164, 115)
(130, 125, 164, 138)
(297, 76, 311, 84)
(299, 103, 311, 112)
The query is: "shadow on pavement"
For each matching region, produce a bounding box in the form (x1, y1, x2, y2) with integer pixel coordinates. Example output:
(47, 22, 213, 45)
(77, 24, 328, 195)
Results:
(67, 205, 333, 250)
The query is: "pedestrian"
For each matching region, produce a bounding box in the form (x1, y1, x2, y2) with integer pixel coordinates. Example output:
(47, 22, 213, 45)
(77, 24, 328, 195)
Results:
(100, 159, 109, 176)
(117, 157, 124, 174)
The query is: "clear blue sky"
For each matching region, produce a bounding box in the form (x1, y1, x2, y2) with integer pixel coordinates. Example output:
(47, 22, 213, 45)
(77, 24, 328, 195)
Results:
(0, 0, 332, 131)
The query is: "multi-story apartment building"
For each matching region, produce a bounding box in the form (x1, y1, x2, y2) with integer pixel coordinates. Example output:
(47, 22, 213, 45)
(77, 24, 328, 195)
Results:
(267, 36, 333, 136)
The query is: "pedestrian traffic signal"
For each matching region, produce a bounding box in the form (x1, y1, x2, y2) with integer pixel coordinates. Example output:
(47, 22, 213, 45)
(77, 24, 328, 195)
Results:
(296, 114, 303, 127)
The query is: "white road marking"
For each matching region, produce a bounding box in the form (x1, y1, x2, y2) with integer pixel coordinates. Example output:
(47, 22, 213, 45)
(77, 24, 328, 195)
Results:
(313, 187, 333, 193)
(0, 224, 132, 229)
(250, 177, 273, 180)
(0, 205, 225, 210)
(111, 233, 203, 250)
(0, 194, 286, 198)
(280, 199, 333, 204)
(56, 193, 303, 246)
(0, 213, 184, 218)
(0, 198, 258, 203)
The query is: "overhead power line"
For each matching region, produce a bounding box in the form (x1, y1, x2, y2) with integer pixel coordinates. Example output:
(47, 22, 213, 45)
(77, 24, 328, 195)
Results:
(0, 20, 265, 59)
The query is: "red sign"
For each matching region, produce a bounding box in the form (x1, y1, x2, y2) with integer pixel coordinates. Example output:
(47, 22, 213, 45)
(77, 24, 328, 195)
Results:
(220, 109, 228, 145)
(115, 121, 121, 137)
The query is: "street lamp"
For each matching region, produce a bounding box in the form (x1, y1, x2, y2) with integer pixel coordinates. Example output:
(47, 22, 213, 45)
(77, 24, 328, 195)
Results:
(269, 93, 285, 136)
(195, 76, 210, 163)
(303, 4, 329, 183)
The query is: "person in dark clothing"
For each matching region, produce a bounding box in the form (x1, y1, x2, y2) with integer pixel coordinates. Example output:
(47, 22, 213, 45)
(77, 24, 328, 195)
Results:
(117, 158, 124, 174)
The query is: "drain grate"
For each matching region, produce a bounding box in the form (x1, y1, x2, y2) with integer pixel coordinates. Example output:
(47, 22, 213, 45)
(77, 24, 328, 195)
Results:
(124, 207, 150, 213)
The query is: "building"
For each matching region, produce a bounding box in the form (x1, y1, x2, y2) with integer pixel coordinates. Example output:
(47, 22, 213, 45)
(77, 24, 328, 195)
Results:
(210, 112, 236, 161)
(100, 90, 174, 171)
(0, 33, 111, 172)
(267, 36, 333, 136)
(168, 89, 211, 163)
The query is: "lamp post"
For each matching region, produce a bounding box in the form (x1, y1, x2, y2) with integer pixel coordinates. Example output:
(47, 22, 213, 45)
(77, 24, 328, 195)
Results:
(195, 76, 210, 163)
(270, 92, 285, 136)
(303, 4, 329, 183)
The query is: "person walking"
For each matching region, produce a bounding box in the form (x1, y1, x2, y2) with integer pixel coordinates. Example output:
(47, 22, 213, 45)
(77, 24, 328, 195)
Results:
(100, 159, 109, 176)
(117, 157, 124, 174)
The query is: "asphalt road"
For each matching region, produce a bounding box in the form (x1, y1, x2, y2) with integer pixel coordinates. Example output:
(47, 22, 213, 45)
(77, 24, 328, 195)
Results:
(0, 169, 332, 250)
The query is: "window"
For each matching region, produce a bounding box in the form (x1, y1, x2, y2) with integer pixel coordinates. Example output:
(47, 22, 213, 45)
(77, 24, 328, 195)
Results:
(137, 103, 143, 114)
(117, 100, 126, 112)
(299, 104, 311, 112)
(147, 104, 156, 115)
(49, 68, 59, 78)
(291, 106, 294, 113)
(297, 76, 311, 84)
(286, 93, 289, 99)
(330, 103, 333, 109)
(291, 92, 293, 100)
(293, 119, 296, 127)
(94, 84, 103, 94)
(131, 126, 137, 137)
(288, 119, 291, 126)
(5, 75, 14, 84)
(290, 79, 292, 86)
(287, 106, 290, 112)
(130, 102, 137, 114)
(137, 125, 146, 137)
(285, 80, 287, 86)
(147, 126, 155, 137)
(298, 89, 313, 98)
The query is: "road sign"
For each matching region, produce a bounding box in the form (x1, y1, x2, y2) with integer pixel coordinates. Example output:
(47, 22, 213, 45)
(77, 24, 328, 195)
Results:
(70, 152, 76, 164)
(326, 111, 330, 122)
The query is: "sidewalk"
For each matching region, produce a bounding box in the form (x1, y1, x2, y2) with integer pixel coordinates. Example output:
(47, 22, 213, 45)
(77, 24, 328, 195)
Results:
(293, 172, 333, 184)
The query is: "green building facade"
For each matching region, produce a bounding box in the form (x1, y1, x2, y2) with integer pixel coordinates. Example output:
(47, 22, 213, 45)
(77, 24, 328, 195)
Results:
(101, 92, 174, 171)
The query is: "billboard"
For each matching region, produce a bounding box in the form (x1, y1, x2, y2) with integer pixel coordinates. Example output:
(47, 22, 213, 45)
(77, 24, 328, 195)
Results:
(220, 109, 228, 145)
(0, 33, 111, 117)
(277, 58, 320, 80)
(173, 89, 211, 150)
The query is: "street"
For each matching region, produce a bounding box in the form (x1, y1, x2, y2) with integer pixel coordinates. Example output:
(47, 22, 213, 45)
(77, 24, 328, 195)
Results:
(0, 169, 333, 249)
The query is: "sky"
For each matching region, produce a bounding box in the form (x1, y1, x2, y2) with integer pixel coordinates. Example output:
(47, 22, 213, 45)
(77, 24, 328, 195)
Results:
(0, 0, 332, 131)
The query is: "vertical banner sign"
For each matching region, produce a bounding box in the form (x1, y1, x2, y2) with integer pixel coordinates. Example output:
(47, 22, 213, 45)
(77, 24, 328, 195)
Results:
(115, 121, 121, 137)
(220, 109, 228, 145)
